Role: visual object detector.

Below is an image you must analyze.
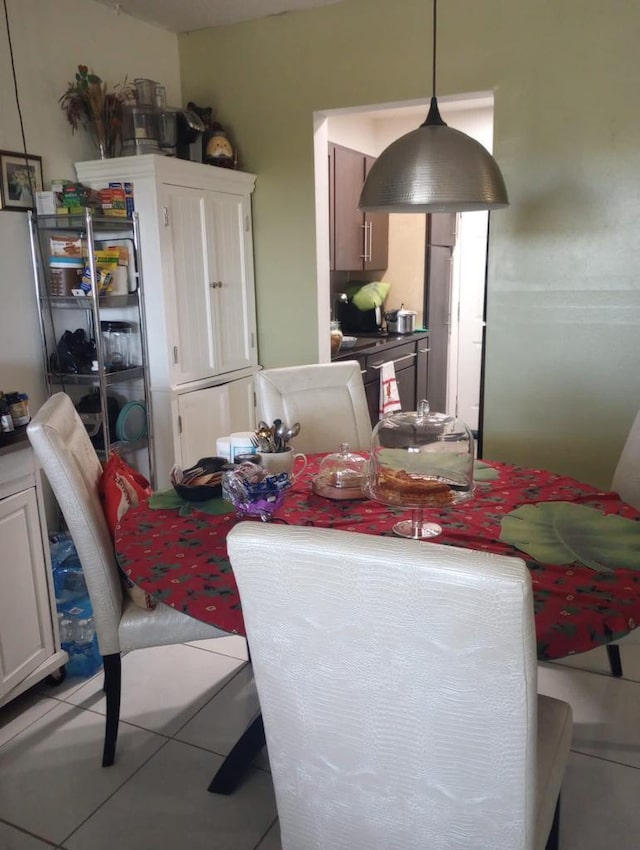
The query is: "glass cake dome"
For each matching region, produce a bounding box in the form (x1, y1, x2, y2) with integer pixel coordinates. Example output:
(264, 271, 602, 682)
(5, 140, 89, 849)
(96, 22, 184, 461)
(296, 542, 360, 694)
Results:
(317, 442, 367, 488)
(363, 400, 474, 537)
(312, 442, 368, 500)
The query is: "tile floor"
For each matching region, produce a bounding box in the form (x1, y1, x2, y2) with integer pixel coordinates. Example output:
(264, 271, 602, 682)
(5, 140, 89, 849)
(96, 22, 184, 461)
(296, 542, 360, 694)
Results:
(1, 636, 640, 849)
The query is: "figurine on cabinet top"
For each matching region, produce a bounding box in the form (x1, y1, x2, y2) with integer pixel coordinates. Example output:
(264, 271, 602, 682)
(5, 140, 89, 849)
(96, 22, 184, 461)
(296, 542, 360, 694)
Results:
(205, 123, 237, 169)
(184, 102, 238, 168)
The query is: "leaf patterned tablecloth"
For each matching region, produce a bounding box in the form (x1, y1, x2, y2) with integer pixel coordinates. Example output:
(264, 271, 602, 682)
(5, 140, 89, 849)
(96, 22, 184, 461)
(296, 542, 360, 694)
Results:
(115, 457, 640, 661)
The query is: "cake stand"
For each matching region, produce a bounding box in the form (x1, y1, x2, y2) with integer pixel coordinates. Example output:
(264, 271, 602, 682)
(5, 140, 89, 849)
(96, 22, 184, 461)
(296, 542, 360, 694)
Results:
(364, 400, 475, 540)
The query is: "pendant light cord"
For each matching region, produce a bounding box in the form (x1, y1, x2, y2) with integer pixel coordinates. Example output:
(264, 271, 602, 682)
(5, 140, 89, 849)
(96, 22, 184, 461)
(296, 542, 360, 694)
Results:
(2, 0, 37, 200)
(432, 0, 437, 98)
(423, 0, 446, 127)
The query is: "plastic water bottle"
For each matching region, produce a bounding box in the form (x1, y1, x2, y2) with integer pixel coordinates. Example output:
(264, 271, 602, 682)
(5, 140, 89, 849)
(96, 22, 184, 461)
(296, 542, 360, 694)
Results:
(72, 617, 101, 678)
(57, 613, 75, 657)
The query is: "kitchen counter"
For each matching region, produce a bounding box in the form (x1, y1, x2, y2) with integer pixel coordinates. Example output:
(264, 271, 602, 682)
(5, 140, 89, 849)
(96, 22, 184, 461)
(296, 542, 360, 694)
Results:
(0, 425, 30, 458)
(331, 330, 429, 361)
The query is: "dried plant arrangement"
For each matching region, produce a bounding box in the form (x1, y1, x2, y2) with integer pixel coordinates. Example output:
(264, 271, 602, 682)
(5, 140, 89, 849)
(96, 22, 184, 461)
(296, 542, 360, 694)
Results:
(59, 65, 133, 158)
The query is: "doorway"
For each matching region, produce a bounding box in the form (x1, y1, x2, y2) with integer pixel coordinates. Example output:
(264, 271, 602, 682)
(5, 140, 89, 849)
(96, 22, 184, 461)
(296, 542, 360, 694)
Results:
(313, 94, 495, 434)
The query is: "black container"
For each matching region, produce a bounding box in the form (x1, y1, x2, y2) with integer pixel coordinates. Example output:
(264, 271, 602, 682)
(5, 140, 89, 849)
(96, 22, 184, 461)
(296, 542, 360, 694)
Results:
(75, 391, 121, 450)
(172, 456, 227, 501)
(336, 300, 382, 334)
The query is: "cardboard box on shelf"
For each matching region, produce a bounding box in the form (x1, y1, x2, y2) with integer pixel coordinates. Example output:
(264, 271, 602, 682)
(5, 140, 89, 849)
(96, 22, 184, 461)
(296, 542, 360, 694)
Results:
(99, 187, 126, 216)
(49, 235, 84, 258)
(108, 181, 135, 217)
(36, 191, 57, 214)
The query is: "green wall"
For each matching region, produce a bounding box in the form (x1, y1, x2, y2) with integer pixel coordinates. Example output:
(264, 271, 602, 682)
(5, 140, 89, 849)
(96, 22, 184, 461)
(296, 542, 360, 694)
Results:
(179, 0, 640, 488)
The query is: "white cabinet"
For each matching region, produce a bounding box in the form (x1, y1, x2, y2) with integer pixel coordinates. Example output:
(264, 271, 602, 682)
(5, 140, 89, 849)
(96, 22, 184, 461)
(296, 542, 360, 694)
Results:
(0, 443, 67, 705)
(162, 184, 256, 383)
(174, 376, 254, 471)
(76, 156, 259, 488)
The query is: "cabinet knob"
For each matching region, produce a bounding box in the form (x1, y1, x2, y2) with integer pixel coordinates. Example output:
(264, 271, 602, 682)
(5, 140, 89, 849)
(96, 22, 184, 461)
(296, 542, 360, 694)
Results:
(209, 281, 223, 289)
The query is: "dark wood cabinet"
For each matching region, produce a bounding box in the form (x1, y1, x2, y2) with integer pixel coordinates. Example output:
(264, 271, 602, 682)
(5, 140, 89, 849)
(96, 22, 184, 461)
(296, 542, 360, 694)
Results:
(424, 213, 457, 413)
(328, 143, 335, 271)
(329, 144, 389, 272)
(427, 212, 457, 247)
(416, 338, 431, 408)
(362, 341, 417, 424)
(424, 244, 453, 414)
(363, 155, 389, 271)
(333, 332, 429, 427)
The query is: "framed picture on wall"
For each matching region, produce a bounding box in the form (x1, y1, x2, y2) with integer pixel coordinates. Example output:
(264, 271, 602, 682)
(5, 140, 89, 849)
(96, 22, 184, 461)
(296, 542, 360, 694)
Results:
(0, 150, 43, 212)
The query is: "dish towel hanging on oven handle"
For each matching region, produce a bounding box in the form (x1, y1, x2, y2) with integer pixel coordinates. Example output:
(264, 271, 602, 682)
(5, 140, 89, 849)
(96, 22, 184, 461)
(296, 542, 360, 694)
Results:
(379, 361, 402, 418)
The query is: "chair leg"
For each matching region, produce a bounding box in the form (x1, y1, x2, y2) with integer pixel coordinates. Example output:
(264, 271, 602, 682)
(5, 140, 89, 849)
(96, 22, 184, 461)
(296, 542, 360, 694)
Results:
(102, 653, 122, 767)
(607, 644, 623, 678)
(545, 794, 561, 850)
(208, 714, 266, 795)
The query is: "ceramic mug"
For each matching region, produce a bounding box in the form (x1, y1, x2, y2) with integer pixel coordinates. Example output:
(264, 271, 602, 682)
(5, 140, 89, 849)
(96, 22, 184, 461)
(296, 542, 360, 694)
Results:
(257, 447, 307, 481)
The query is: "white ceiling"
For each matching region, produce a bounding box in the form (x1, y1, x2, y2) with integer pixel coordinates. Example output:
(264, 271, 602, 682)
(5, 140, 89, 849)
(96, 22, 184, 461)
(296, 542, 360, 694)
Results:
(93, 0, 344, 33)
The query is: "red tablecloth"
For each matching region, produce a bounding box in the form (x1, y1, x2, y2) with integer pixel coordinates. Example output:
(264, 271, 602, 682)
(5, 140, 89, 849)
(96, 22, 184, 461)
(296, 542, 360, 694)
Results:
(115, 458, 640, 660)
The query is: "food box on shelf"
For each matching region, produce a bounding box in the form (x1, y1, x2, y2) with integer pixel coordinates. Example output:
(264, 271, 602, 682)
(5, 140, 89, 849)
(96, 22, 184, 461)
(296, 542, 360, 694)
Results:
(100, 187, 127, 216)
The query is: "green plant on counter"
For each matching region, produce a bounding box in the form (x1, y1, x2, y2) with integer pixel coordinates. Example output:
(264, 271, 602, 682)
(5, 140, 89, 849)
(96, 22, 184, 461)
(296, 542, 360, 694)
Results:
(59, 65, 133, 159)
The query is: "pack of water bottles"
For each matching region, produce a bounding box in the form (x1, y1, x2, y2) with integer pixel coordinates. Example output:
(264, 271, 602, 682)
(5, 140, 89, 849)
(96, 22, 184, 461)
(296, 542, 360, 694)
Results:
(49, 532, 102, 678)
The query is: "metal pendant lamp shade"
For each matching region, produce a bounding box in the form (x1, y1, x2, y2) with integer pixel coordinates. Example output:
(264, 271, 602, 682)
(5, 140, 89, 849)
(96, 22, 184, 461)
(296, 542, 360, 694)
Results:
(359, 2, 509, 214)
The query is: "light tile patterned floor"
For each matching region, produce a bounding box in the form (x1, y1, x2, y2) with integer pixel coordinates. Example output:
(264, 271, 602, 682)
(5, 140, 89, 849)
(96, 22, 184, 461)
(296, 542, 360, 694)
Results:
(1, 636, 639, 848)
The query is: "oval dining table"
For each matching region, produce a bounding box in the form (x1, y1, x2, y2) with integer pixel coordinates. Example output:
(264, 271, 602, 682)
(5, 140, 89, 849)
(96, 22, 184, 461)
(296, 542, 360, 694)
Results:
(114, 455, 640, 792)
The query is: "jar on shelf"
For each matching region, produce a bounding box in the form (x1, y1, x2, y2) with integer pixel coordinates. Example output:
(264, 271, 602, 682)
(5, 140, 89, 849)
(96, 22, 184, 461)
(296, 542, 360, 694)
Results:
(49, 257, 84, 296)
(100, 321, 135, 371)
(5, 392, 30, 427)
(330, 320, 343, 355)
(0, 395, 15, 433)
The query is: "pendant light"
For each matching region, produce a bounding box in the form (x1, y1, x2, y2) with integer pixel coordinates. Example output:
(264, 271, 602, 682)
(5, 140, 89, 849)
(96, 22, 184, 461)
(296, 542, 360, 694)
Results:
(359, 0, 509, 213)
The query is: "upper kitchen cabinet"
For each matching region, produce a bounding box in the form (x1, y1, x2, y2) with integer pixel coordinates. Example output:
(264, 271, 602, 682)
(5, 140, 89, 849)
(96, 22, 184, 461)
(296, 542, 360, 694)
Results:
(329, 144, 389, 272)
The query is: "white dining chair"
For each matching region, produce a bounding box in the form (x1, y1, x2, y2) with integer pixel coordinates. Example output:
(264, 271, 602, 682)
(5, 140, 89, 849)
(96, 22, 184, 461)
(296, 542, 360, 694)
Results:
(254, 361, 372, 454)
(611, 409, 640, 510)
(27, 393, 229, 768)
(227, 522, 573, 850)
(606, 408, 640, 676)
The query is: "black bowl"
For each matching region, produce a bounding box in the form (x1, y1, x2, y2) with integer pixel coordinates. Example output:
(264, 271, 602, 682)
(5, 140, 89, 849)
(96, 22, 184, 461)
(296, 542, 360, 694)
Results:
(172, 456, 227, 501)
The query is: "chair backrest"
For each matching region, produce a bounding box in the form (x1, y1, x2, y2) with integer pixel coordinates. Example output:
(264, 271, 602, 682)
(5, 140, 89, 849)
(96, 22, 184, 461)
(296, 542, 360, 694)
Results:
(27, 393, 124, 656)
(612, 409, 640, 509)
(254, 361, 372, 454)
(227, 523, 538, 850)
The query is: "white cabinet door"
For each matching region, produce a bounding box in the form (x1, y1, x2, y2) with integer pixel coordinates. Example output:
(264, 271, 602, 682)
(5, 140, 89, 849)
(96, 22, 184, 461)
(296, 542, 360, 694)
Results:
(177, 384, 231, 469)
(164, 186, 215, 385)
(164, 185, 257, 386)
(176, 376, 255, 470)
(227, 375, 256, 434)
(204, 191, 256, 376)
(0, 488, 54, 698)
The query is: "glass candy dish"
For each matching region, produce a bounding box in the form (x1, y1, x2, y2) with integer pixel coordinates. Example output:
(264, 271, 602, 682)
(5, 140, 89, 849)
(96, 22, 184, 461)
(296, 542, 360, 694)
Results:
(363, 399, 474, 538)
(222, 462, 291, 521)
